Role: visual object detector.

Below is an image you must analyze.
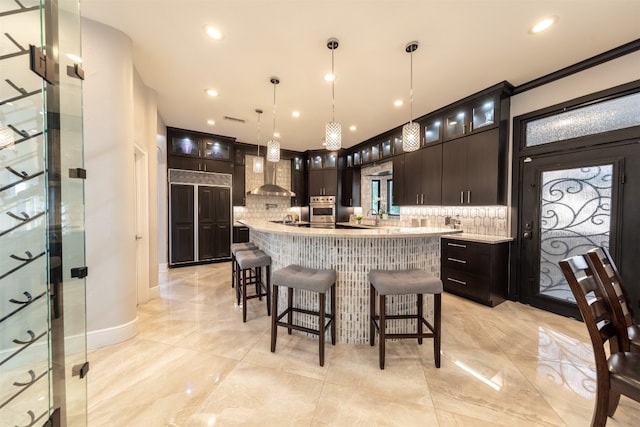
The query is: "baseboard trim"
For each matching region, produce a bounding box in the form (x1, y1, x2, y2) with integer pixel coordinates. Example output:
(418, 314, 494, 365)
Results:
(87, 316, 138, 350)
(149, 285, 160, 299)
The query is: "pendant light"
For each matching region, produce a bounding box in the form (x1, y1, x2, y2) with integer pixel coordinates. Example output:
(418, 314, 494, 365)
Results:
(402, 41, 420, 152)
(266, 77, 281, 162)
(325, 37, 341, 151)
(252, 109, 264, 173)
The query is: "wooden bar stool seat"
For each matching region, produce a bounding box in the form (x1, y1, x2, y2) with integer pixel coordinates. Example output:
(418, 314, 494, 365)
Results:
(368, 269, 442, 369)
(235, 249, 271, 322)
(270, 264, 336, 366)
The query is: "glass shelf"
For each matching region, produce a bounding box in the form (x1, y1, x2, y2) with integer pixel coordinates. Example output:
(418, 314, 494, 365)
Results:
(171, 137, 199, 156)
(203, 140, 230, 160)
(473, 100, 495, 130)
(424, 118, 441, 144)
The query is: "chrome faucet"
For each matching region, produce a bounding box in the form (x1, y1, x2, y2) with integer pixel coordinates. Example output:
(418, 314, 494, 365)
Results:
(367, 209, 379, 226)
(283, 214, 294, 224)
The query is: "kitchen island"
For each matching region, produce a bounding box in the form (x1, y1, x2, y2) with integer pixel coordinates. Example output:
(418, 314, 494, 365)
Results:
(239, 219, 461, 343)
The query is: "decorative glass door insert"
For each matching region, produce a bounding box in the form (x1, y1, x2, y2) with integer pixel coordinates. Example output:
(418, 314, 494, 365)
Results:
(538, 165, 612, 302)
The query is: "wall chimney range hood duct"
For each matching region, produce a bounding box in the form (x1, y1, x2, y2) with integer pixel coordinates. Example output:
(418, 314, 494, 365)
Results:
(247, 160, 295, 197)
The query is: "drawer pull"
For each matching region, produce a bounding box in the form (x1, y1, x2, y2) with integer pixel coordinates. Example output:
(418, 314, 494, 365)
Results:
(447, 257, 467, 264)
(447, 277, 467, 286)
(447, 243, 467, 248)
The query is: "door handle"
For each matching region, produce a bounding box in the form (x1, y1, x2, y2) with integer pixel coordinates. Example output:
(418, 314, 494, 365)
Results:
(522, 231, 532, 240)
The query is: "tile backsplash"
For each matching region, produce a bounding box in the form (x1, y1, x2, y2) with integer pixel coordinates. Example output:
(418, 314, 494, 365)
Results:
(234, 156, 302, 222)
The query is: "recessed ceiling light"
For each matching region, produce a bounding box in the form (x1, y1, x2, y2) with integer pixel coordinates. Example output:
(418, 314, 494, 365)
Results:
(529, 16, 558, 34)
(292, 111, 300, 118)
(207, 119, 215, 125)
(394, 100, 404, 107)
(349, 125, 357, 131)
(205, 26, 223, 40)
(324, 73, 335, 82)
(205, 89, 218, 97)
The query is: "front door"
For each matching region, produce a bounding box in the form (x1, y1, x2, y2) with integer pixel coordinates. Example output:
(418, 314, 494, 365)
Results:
(518, 147, 625, 318)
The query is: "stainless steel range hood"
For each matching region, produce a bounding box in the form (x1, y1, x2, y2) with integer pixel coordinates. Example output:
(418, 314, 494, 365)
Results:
(246, 160, 295, 197)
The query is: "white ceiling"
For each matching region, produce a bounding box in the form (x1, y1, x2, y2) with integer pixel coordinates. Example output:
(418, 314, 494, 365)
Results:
(81, 0, 640, 152)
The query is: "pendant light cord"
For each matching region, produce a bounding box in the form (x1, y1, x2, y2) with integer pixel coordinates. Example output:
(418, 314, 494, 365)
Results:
(272, 83, 277, 139)
(331, 47, 336, 122)
(409, 49, 414, 125)
(256, 111, 261, 156)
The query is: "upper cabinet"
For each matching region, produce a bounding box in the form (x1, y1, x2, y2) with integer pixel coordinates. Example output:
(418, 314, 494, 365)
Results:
(422, 116, 442, 145)
(308, 151, 338, 196)
(167, 127, 235, 174)
(441, 83, 513, 205)
(291, 155, 307, 206)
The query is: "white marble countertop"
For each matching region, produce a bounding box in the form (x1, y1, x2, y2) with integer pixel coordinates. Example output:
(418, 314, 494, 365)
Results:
(239, 219, 462, 238)
(443, 233, 513, 244)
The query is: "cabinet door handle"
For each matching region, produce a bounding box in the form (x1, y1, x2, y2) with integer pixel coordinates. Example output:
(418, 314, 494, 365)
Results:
(416, 194, 419, 204)
(447, 242, 467, 248)
(447, 277, 467, 285)
(421, 194, 424, 204)
(447, 257, 467, 264)
(460, 191, 464, 204)
(466, 191, 471, 204)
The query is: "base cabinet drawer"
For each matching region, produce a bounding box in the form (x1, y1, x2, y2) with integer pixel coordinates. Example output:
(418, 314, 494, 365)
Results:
(441, 237, 509, 307)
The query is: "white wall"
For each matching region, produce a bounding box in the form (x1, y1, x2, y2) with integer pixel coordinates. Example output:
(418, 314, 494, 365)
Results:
(511, 51, 640, 120)
(506, 50, 640, 222)
(82, 18, 159, 348)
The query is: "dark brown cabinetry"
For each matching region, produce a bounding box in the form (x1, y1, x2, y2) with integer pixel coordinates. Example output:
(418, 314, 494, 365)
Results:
(291, 156, 307, 206)
(232, 147, 246, 206)
(341, 167, 361, 207)
(233, 225, 250, 243)
(393, 143, 442, 206)
(170, 184, 195, 264)
(442, 128, 505, 205)
(169, 183, 231, 266)
(443, 95, 499, 141)
(198, 186, 231, 260)
(402, 143, 442, 205)
(440, 237, 509, 307)
(308, 151, 338, 196)
(167, 127, 234, 174)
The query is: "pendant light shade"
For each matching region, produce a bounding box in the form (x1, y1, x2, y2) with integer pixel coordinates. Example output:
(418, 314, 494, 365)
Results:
(253, 108, 264, 173)
(402, 41, 420, 152)
(325, 38, 341, 151)
(402, 121, 420, 151)
(266, 77, 281, 162)
(325, 121, 341, 151)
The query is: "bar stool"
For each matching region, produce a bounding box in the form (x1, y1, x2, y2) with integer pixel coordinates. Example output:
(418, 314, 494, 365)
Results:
(235, 249, 271, 322)
(231, 242, 258, 289)
(270, 265, 336, 366)
(368, 269, 442, 369)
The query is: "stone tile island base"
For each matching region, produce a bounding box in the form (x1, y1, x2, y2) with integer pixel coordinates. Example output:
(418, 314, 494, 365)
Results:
(247, 223, 448, 344)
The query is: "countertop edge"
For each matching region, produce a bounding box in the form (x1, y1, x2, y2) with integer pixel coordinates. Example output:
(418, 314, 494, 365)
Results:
(239, 220, 463, 238)
(443, 233, 513, 244)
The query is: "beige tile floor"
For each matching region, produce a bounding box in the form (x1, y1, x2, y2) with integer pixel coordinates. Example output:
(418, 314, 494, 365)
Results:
(88, 262, 639, 426)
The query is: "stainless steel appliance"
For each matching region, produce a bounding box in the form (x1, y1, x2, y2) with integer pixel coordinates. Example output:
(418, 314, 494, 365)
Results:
(309, 195, 336, 228)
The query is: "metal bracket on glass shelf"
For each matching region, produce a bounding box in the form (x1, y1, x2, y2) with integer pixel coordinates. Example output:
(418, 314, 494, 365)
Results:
(72, 361, 90, 379)
(29, 45, 57, 85)
(70, 266, 88, 279)
(69, 168, 87, 179)
(66, 63, 85, 80)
